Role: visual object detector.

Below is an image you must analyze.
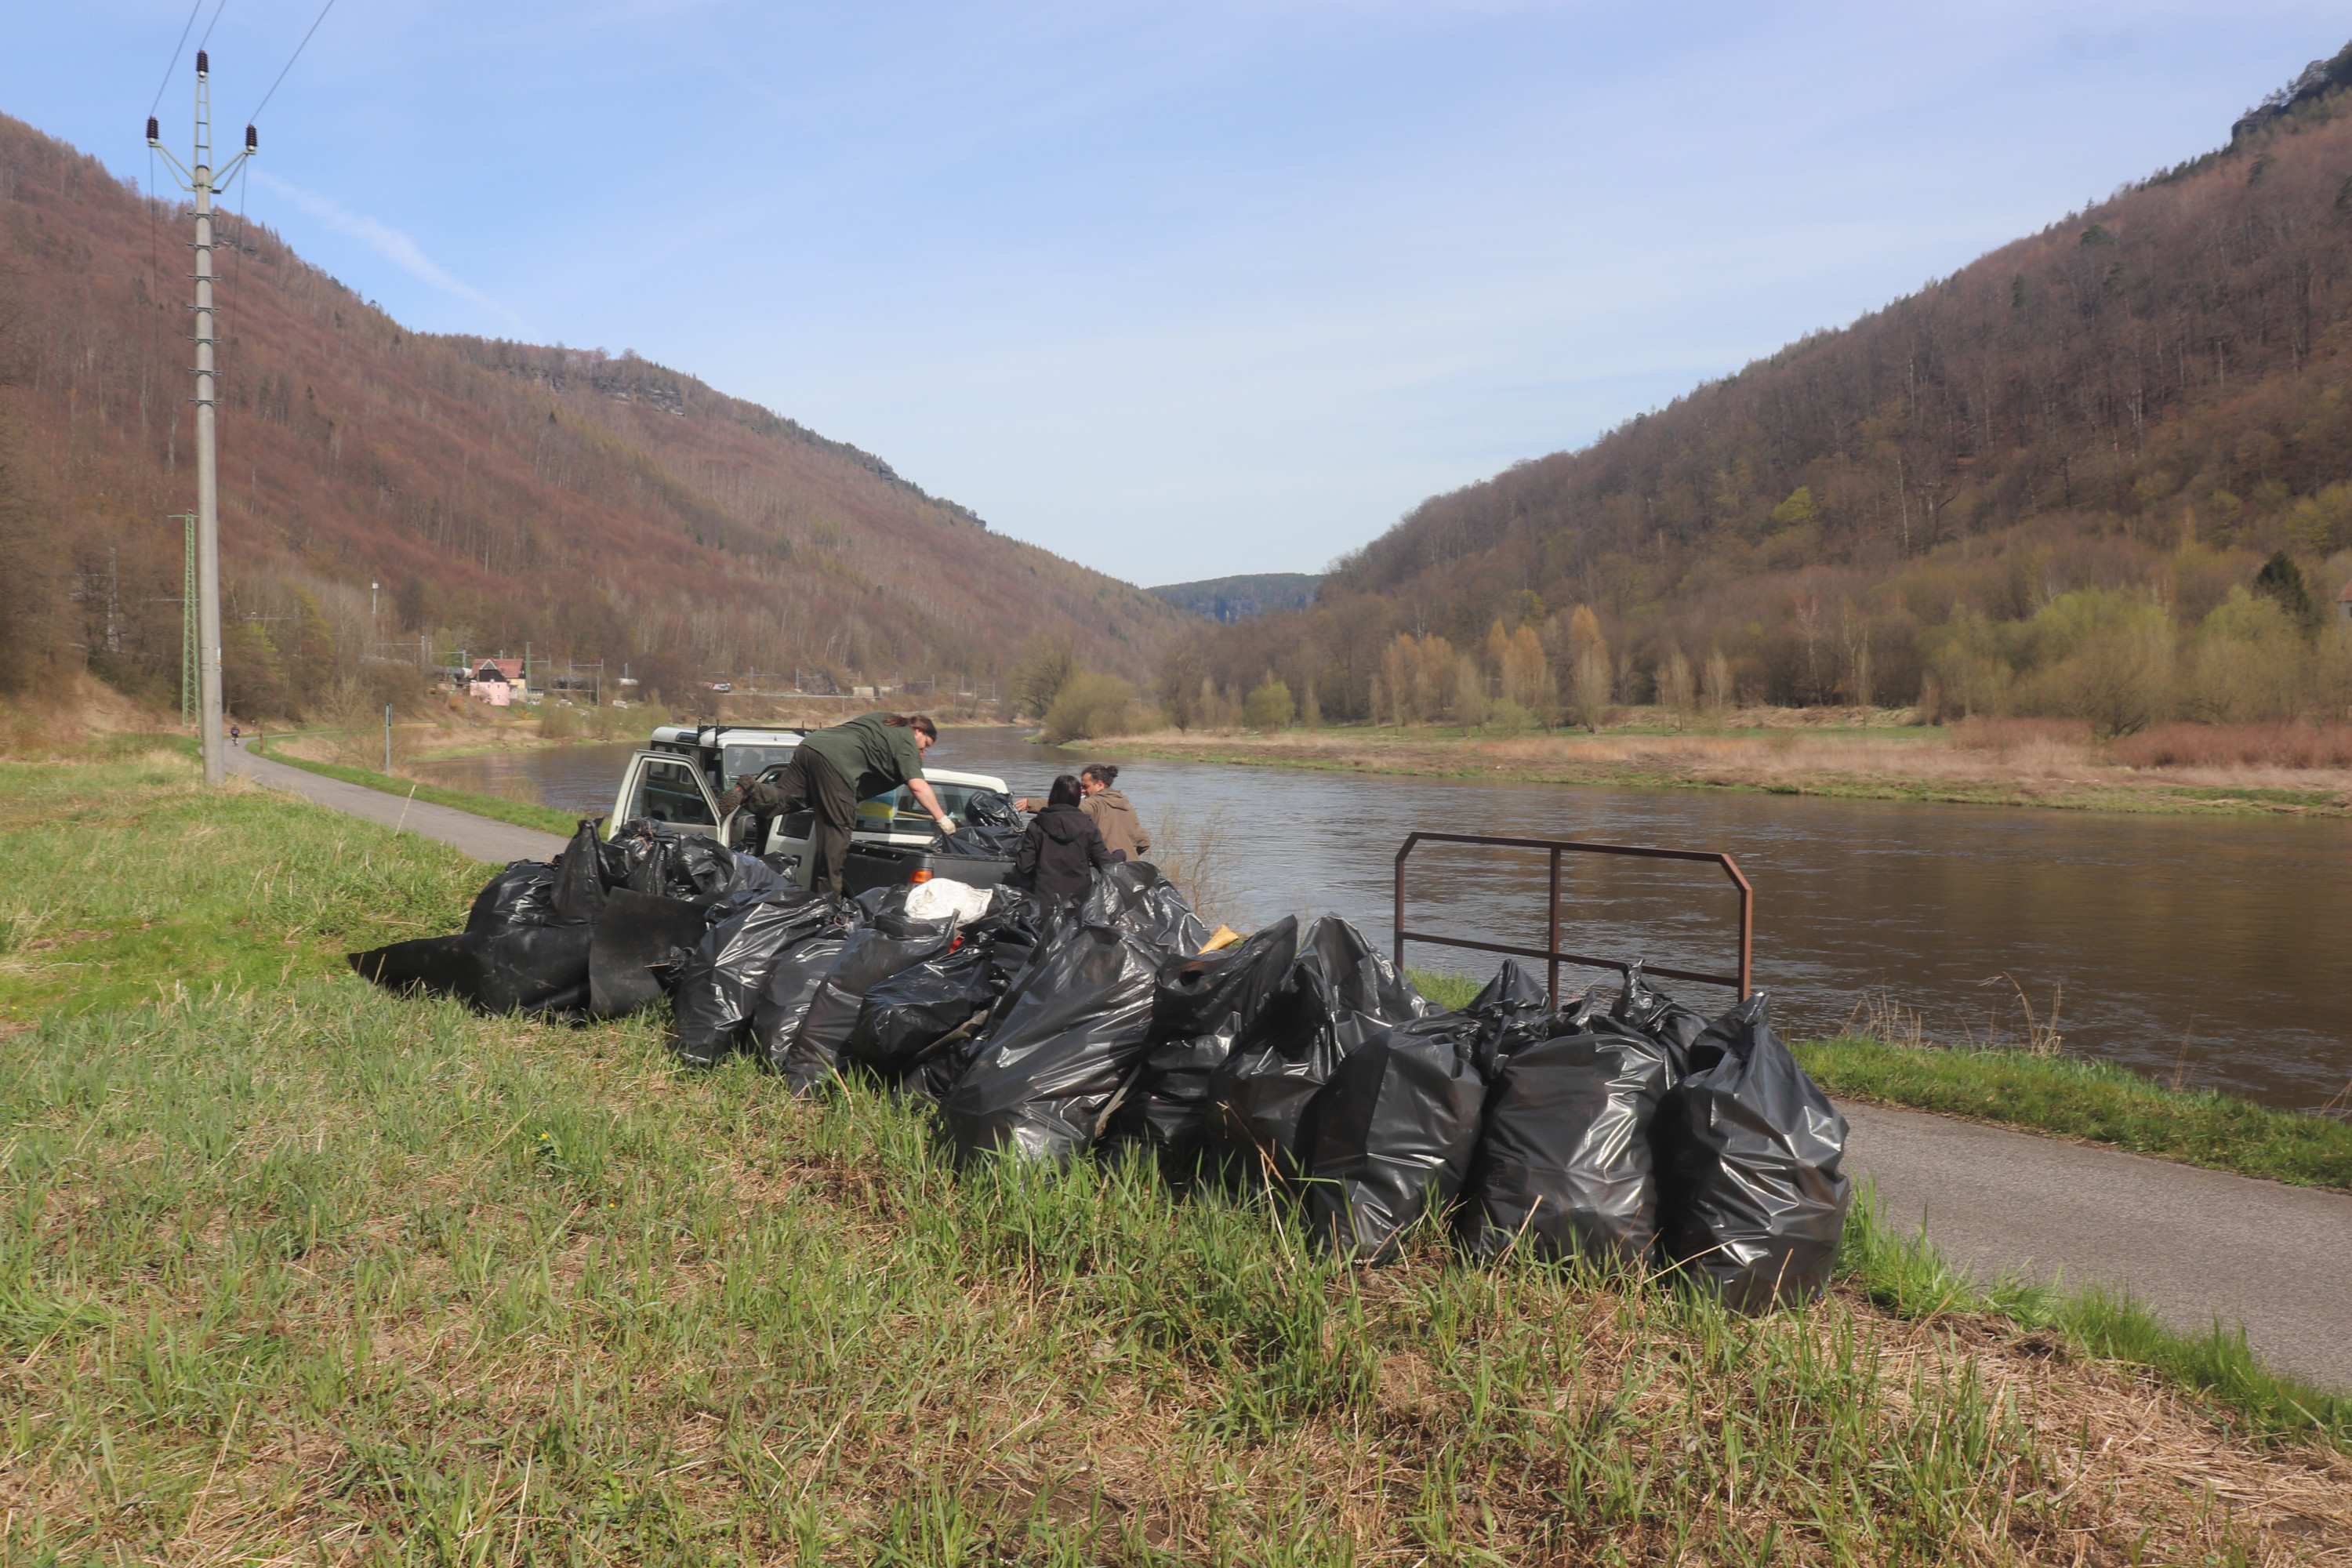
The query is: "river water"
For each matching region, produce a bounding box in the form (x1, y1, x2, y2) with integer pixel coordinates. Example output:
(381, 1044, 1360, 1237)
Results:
(410, 729, 2352, 1112)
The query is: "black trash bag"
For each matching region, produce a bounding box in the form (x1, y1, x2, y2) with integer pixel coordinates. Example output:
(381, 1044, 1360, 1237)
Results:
(1613, 961, 1708, 1080)
(931, 824, 1027, 859)
(349, 922, 593, 1017)
(1076, 861, 1211, 956)
(720, 850, 787, 900)
(776, 905, 960, 1096)
(466, 862, 558, 934)
(587, 887, 710, 1018)
(1461, 959, 1554, 1076)
(550, 819, 608, 924)
(1655, 993, 1852, 1312)
(670, 890, 841, 1067)
(1207, 916, 1434, 1178)
(753, 935, 851, 1071)
(1457, 1020, 1675, 1266)
(960, 789, 1022, 829)
(1300, 1012, 1488, 1263)
(669, 833, 742, 900)
(941, 920, 1161, 1166)
(843, 942, 998, 1078)
(1106, 916, 1302, 1174)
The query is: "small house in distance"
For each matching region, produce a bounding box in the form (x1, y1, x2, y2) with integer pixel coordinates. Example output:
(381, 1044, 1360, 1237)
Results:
(469, 658, 525, 707)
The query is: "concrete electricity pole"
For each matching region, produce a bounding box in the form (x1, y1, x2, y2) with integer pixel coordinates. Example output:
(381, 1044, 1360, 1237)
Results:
(148, 52, 256, 786)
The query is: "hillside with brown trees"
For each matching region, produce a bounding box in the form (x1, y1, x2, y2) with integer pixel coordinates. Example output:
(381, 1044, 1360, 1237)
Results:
(1173, 45, 2352, 737)
(0, 111, 1192, 720)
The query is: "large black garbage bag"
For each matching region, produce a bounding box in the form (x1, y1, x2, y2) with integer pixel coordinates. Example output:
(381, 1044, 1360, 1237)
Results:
(1458, 1019, 1675, 1266)
(753, 935, 851, 1071)
(671, 891, 841, 1067)
(1207, 916, 1434, 1177)
(550, 819, 608, 924)
(350, 922, 593, 1017)
(941, 921, 1160, 1165)
(720, 851, 786, 899)
(587, 887, 710, 1018)
(931, 825, 1027, 859)
(1613, 961, 1707, 1080)
(1460, 959, 1553, 1074)
(776, 905, 960, 1095)
(1301, 1013, 1488, 1262)
(960, 789, 1022, 829)
(1655, 993, 1852, 1312)
(1076, 862, 1211, 956)
(843, 942, 999, 1078)
(466, 862, 558, 934)
(603, 820, 745, 902)
(1107, 916, 1301, 1173)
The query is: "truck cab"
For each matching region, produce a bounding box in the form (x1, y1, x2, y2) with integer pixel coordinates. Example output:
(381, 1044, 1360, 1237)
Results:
(608, 724, 1014, 892)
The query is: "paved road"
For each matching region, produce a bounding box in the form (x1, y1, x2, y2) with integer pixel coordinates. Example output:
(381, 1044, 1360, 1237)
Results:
(226, 748, 572, 863)
(1843, 1102, 2351, 1392)
(228, 746, 2352, 1391)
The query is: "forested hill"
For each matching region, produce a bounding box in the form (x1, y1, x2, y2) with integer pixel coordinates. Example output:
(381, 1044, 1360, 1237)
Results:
(1178, 44, 2352, 723)
(0, 111, 1191, 714)
(1149, 573, 1323, 622)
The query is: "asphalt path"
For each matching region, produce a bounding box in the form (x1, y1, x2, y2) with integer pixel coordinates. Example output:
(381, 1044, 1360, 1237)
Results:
(226, 747, 571, 863)
(1844, 1102, 2351, 1391)
(228, 745, 2352, 1391)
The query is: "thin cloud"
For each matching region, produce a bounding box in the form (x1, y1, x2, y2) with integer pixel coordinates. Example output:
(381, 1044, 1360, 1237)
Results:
(255, 171, 524, 328)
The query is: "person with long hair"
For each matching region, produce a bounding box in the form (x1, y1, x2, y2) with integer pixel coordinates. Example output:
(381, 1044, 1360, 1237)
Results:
(1011, 772, 1111, 902)
(1014, 761, 1149, 861)
(724, 712, 950, 895)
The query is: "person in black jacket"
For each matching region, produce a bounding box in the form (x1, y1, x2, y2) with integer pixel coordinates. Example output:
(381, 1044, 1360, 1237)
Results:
(1012, 774, 1110, 903)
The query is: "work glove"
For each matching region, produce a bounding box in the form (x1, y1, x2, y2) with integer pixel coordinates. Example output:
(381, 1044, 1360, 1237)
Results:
(934, 817, 956, 837)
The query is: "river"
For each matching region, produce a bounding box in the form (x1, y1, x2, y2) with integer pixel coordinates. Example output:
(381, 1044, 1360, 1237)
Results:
(409, 728, 2352, 1112)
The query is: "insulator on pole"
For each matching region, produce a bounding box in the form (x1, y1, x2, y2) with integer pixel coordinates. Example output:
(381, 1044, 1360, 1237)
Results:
(245, 125, 258, 151)
(196, 49, 209, 75)
(147, 116, 160, 143)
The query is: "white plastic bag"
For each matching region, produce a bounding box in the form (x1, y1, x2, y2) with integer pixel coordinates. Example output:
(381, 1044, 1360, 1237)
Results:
(906, 877, 994, 925)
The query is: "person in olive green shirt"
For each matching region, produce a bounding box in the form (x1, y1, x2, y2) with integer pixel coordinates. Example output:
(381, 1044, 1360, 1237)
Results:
(724, 713, 953, 895)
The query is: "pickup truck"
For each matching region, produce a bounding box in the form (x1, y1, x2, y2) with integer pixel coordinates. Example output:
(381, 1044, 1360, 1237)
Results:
(608, 724, 1020, 896)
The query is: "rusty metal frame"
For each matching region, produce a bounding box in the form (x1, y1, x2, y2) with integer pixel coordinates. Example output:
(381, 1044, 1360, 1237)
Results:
(1392, 831, 1752, 1002)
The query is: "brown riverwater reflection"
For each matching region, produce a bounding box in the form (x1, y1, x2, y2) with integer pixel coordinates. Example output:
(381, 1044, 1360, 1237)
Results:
(411, 729, 2352, 1111)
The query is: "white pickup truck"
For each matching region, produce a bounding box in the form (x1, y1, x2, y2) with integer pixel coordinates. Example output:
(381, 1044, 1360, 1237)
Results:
(609, 724, 1017, 895)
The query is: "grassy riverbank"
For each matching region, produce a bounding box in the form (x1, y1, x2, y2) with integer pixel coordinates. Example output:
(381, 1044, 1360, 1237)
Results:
(1109, 718, 2352, 818)
(1797, 1036, 2352, 1192)
(3, 760, 2347, 1562)
(248, 739, 583, 837)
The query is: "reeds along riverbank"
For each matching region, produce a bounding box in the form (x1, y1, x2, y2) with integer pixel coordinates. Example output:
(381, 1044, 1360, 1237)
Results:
(2, 756, 2349, 1563)
(1105, 714, 2352, 815)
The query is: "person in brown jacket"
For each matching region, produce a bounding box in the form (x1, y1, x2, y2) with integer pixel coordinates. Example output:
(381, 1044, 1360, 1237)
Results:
(1016, 762, 1150, 862)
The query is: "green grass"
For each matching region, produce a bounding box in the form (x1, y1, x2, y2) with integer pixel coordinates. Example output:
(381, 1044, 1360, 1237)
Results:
(0, 768, 2338, 1562)
(0, 758, 485, 1020)
(249, 739, 584, 837)
(1795, 1036, 2352, 1192)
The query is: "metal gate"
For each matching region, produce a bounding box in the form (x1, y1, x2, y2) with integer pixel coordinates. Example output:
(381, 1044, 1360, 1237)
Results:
(1392, 831, 1753, 1003)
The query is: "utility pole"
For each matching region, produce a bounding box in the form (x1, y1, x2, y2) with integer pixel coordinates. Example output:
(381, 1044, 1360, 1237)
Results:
(173, 514, 197, 724)
(149, 53, 256, 787)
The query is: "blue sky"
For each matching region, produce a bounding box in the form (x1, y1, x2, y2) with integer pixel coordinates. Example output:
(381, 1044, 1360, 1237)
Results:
(13, 3, 2348, 586)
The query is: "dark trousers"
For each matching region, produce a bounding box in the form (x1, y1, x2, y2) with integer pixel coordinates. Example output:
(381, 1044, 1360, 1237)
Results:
(749, 749, 858, 895)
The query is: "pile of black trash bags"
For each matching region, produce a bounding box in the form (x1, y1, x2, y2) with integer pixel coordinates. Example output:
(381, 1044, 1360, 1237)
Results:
(351, 827, 1852, 1312)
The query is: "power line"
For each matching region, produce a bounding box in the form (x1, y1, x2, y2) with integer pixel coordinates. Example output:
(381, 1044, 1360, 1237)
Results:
(196, 0, 232, 55)
(248, 0, 339, 124)
(148, 0, 205, 117)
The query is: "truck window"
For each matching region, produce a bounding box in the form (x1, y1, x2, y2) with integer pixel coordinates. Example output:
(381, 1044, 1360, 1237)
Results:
(722, 743, 798, 780)
(887, 782, 982, 827)
(633, 759, 714, 826)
